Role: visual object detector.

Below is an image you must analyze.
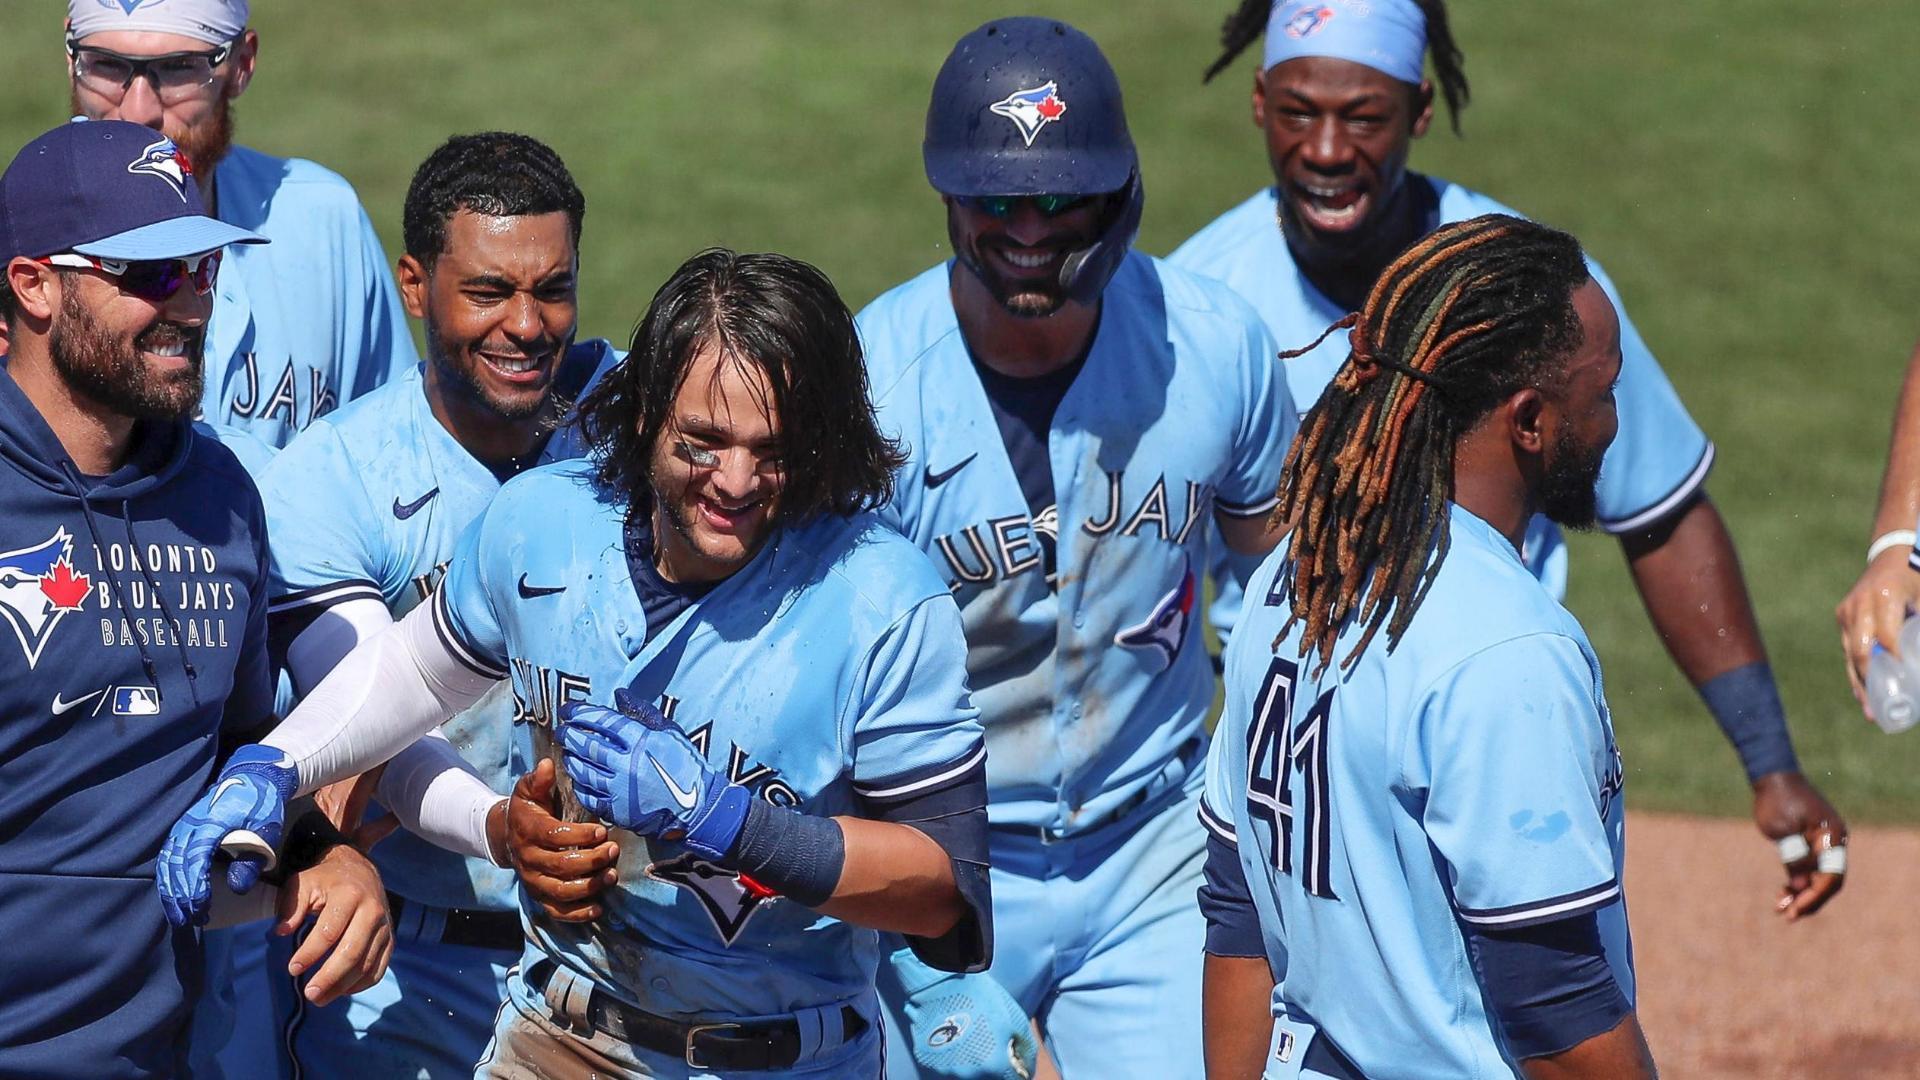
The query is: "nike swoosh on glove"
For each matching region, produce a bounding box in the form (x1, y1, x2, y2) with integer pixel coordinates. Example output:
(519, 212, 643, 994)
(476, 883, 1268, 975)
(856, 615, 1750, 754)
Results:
(888, 948, 1039, 1079)
(558, 688, 751, 862)
(157, 744, 299, 928)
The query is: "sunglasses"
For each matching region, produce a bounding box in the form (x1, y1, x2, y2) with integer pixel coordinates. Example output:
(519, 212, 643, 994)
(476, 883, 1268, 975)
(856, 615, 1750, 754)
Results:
(66, 37, 236, 104)
(39, 251, 222, 302)
(960, 194, 1098, 220)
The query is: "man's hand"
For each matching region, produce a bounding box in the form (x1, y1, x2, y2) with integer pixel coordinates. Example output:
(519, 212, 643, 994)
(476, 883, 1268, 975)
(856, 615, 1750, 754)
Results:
(557, 690, 750, 861)
(158, 745, 299, 927)
(886, 950, 1038, 1079)
(503, 760, 620, 922)
(1836, 547, 1920, 705)
(1752, 771, 1848, 921)
(274, 842, 393, 1007)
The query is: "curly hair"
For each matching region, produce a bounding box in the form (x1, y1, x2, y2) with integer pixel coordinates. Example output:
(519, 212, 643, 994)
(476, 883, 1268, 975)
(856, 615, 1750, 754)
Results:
(402, 132, 585, 269)
(1204, 0, 1469, 134)
(1274, 213, 1589, 673)
(576, 248, 905, 522)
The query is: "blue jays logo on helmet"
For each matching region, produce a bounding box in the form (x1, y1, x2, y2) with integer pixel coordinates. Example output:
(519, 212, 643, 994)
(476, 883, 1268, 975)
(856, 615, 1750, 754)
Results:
(127, 137, 195, 202)
(0, 529, 92, 670)
(1285, 5, 1336, 38)
(989, 81, 1068, 148)
(1115, 562, 1197, 668)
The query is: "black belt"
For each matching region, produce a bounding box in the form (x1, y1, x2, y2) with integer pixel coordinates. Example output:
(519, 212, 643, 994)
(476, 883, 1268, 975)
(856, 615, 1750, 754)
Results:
(526, 960, 868, 1071)
(1302, 1031, 1365, 1079)
(387, 893, 522, 951)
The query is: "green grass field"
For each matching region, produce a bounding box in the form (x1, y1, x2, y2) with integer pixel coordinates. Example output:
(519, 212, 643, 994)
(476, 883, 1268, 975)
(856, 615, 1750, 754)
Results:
(6, 3, 1919, 819)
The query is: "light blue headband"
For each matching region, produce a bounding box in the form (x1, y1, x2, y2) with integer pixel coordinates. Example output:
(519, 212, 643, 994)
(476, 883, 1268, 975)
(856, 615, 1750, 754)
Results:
(1263, 0, 1428, 86)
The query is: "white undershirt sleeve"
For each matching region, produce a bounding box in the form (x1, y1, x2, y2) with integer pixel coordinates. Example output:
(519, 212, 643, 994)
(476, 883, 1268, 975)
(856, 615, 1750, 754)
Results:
(264, 600, 500, 795)
(285, 596, 393, 697)
(375, 729, 508, 865)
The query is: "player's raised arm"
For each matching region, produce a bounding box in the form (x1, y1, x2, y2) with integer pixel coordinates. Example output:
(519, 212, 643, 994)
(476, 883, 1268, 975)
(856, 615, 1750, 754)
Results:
(1837, 338, 1920, 699)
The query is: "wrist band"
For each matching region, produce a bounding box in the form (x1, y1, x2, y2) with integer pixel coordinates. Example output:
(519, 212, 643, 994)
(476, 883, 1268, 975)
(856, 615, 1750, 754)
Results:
(1698, 661, 1800, 783)
(1867, 529, 1918, 564)
(724, 798, 846, 908)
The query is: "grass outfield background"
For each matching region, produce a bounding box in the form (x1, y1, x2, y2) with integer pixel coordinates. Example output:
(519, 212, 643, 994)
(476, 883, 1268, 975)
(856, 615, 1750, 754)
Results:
(5, 3, 1919, 819)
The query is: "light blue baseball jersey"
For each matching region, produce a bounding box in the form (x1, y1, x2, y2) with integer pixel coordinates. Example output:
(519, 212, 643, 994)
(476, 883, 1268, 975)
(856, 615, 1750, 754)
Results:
(203, 146, 417, 447)
(1171, 178, 1713, 600)
(1203, 503, 1632, 1077)
(434, 459, 986, 1019)
(858, 253, 1297, 834)
(259, 339, 620, 911)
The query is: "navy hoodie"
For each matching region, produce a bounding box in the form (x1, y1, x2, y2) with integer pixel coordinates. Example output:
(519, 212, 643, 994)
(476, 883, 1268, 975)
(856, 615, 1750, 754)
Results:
(0, 360, 274, 1079)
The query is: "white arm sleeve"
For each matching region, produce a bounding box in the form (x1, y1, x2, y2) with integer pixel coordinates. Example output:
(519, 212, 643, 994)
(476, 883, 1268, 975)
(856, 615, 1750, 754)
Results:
(285, 596, 393, 697)
(207, 880, 279, 929)
(375, 729, 508, 865)
(264, 601, 499, 795)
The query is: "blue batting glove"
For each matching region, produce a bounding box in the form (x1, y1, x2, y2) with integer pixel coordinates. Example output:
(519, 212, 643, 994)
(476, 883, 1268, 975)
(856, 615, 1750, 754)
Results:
(157, 744, 299, 928)
(557, 689, 751, 861)
(885, 948, 1038, 1079)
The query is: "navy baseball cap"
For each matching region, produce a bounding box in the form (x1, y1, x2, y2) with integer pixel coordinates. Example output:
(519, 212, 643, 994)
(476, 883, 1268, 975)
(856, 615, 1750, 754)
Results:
(0, 119, 265, 263)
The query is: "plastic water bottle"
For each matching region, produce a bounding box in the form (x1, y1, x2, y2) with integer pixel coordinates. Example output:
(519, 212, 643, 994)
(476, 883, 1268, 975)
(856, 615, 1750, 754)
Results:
(1865, 617, 1920, 734)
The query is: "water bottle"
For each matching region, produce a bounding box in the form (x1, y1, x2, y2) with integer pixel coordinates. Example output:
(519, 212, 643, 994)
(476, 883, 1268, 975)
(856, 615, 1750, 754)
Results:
(1865, 621, 1920, 734)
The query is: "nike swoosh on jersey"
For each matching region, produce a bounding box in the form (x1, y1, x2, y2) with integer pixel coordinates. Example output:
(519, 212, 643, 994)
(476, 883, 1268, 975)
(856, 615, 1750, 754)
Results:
(517, 573, 566, 599)
(924, 454, 978, 488)
(51, 688, 106, 715)
(649, 753, 700, 810)
(392, 487, 441, 520)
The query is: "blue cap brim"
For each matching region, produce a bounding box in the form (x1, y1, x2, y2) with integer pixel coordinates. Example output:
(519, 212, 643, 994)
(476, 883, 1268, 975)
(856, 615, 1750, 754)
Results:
(71, 215, 266, 260)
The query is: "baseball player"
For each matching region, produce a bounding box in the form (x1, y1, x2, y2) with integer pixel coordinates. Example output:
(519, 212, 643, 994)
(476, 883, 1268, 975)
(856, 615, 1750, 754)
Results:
(857, 19, 1298, 1076)
(0, 118, 388, 1080)
(252, 132, 618, 1078)
(62, 0, 416, 447)
(1173, 0, 1846, 919)
(1205, 214, 1656, 1079)
(160, 248, 993, 1078)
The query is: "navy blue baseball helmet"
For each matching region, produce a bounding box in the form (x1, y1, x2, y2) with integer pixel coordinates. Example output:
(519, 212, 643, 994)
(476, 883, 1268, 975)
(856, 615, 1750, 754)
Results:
(924, 17, 1143, 304)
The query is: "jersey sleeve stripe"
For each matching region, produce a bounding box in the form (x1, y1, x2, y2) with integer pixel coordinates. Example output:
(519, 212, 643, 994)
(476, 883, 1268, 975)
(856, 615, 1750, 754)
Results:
(1597, 442, 1715, 535)
(431, 588, 507, 680)
(1198, 797, 1237, 844)
(1215, 492, 1282, 519)
(852, 743, 987, 800)
(1455, 879, 1621, 929)
(267, 579, 384, 615)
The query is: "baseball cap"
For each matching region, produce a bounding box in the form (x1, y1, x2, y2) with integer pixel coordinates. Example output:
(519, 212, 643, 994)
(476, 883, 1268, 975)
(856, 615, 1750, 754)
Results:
(0, 119, 265, 263)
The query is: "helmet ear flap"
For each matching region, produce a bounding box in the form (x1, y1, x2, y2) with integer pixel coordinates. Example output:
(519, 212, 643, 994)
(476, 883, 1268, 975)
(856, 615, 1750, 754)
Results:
(1059, 171, 1144, 304)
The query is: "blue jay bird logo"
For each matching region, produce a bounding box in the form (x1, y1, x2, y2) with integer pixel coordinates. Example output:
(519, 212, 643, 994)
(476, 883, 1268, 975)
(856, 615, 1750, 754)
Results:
(1284, 6, 1336, 39)
(989, 81, 1068, 148)
(1115, 563, 1197, 668)
(0, 529, 92, 670)
(127, 137, 195, 202)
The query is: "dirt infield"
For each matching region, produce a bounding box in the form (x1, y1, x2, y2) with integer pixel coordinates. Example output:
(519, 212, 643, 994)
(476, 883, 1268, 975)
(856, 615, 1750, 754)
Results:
(1628, 810, 1920, 1078)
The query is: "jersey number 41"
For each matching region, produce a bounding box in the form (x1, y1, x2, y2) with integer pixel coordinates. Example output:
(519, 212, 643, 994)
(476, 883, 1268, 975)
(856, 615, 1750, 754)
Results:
(1245, 656, 1339, 901)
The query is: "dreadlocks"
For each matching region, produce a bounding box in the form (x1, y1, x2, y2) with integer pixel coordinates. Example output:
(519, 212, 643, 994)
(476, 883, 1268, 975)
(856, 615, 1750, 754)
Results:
(1203, 0, 1470, 134)
(1273, 213, 1588, 674)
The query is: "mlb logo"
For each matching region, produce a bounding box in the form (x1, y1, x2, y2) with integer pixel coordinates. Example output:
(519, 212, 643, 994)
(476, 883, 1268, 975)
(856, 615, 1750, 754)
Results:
(113, 686, 160, 715)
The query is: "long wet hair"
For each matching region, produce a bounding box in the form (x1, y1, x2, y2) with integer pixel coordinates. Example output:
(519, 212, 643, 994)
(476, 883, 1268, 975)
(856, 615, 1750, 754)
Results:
(576, 248, 905, 521)
(1274, 213, 1589, 673)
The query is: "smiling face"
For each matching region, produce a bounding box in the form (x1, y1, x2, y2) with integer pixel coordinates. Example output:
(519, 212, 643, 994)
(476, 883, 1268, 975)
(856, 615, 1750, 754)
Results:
(945, 193, 1111, 318)
(1254, 56, 1432, 256)
(400, 209, 578, 422)
(646, 339, 786, 584)
(42, 260, 210, 421)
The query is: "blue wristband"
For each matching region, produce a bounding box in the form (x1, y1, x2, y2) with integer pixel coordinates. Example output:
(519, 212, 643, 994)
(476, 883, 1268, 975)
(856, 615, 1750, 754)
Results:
(1698, 661, 1800, 782)
(725, 798, 846, 908)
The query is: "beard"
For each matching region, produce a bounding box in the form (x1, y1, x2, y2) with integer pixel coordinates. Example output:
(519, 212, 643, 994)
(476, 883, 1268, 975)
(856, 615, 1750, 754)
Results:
(1538, 422, 1607, 530)
(947, 214, 1073, 319)
(49, 283, 203, 421)
(424, 318, 558, 423)
(70, 90, 236, 177)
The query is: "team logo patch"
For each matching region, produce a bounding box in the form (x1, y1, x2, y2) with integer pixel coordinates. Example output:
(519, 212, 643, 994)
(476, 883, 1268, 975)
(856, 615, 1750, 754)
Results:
(1284, 6, 1336, 38)
(647, 852, 771, 946)
(127, 137, 194, 202)
(990, 81, 1068, 147)
(1114, 563, 1196, 667)
(0, 528, 92, 669)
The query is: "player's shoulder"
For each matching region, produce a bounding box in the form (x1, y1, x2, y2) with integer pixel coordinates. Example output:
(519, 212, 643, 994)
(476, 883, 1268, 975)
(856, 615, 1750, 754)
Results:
(1427, 175, 1526, 226)
(1131, 250, 1267, 326)
(263, 368, 422, 470)
(776, 511, 954, 624)
(191, 420, 275, 478)
(1402, 507, 1595, 675)
(1168, 187, 1278, 269)
(182, 421, 261, 493)
(856, 263, 963, 391)
(217, 145, 374, 232)
(486, 458, 607, 523)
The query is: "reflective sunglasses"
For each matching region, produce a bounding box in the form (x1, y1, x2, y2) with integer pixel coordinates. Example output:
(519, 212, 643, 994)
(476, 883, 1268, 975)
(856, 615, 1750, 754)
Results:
(67, 37, 236, 104)
(960, 194, 1097, 220)
(39, 251, 222, 302)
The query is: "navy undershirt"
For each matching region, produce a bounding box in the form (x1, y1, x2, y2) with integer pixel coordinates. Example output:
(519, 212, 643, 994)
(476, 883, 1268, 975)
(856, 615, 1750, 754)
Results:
(622, 504, 716, 641)
(969, 331, 1094, 589)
